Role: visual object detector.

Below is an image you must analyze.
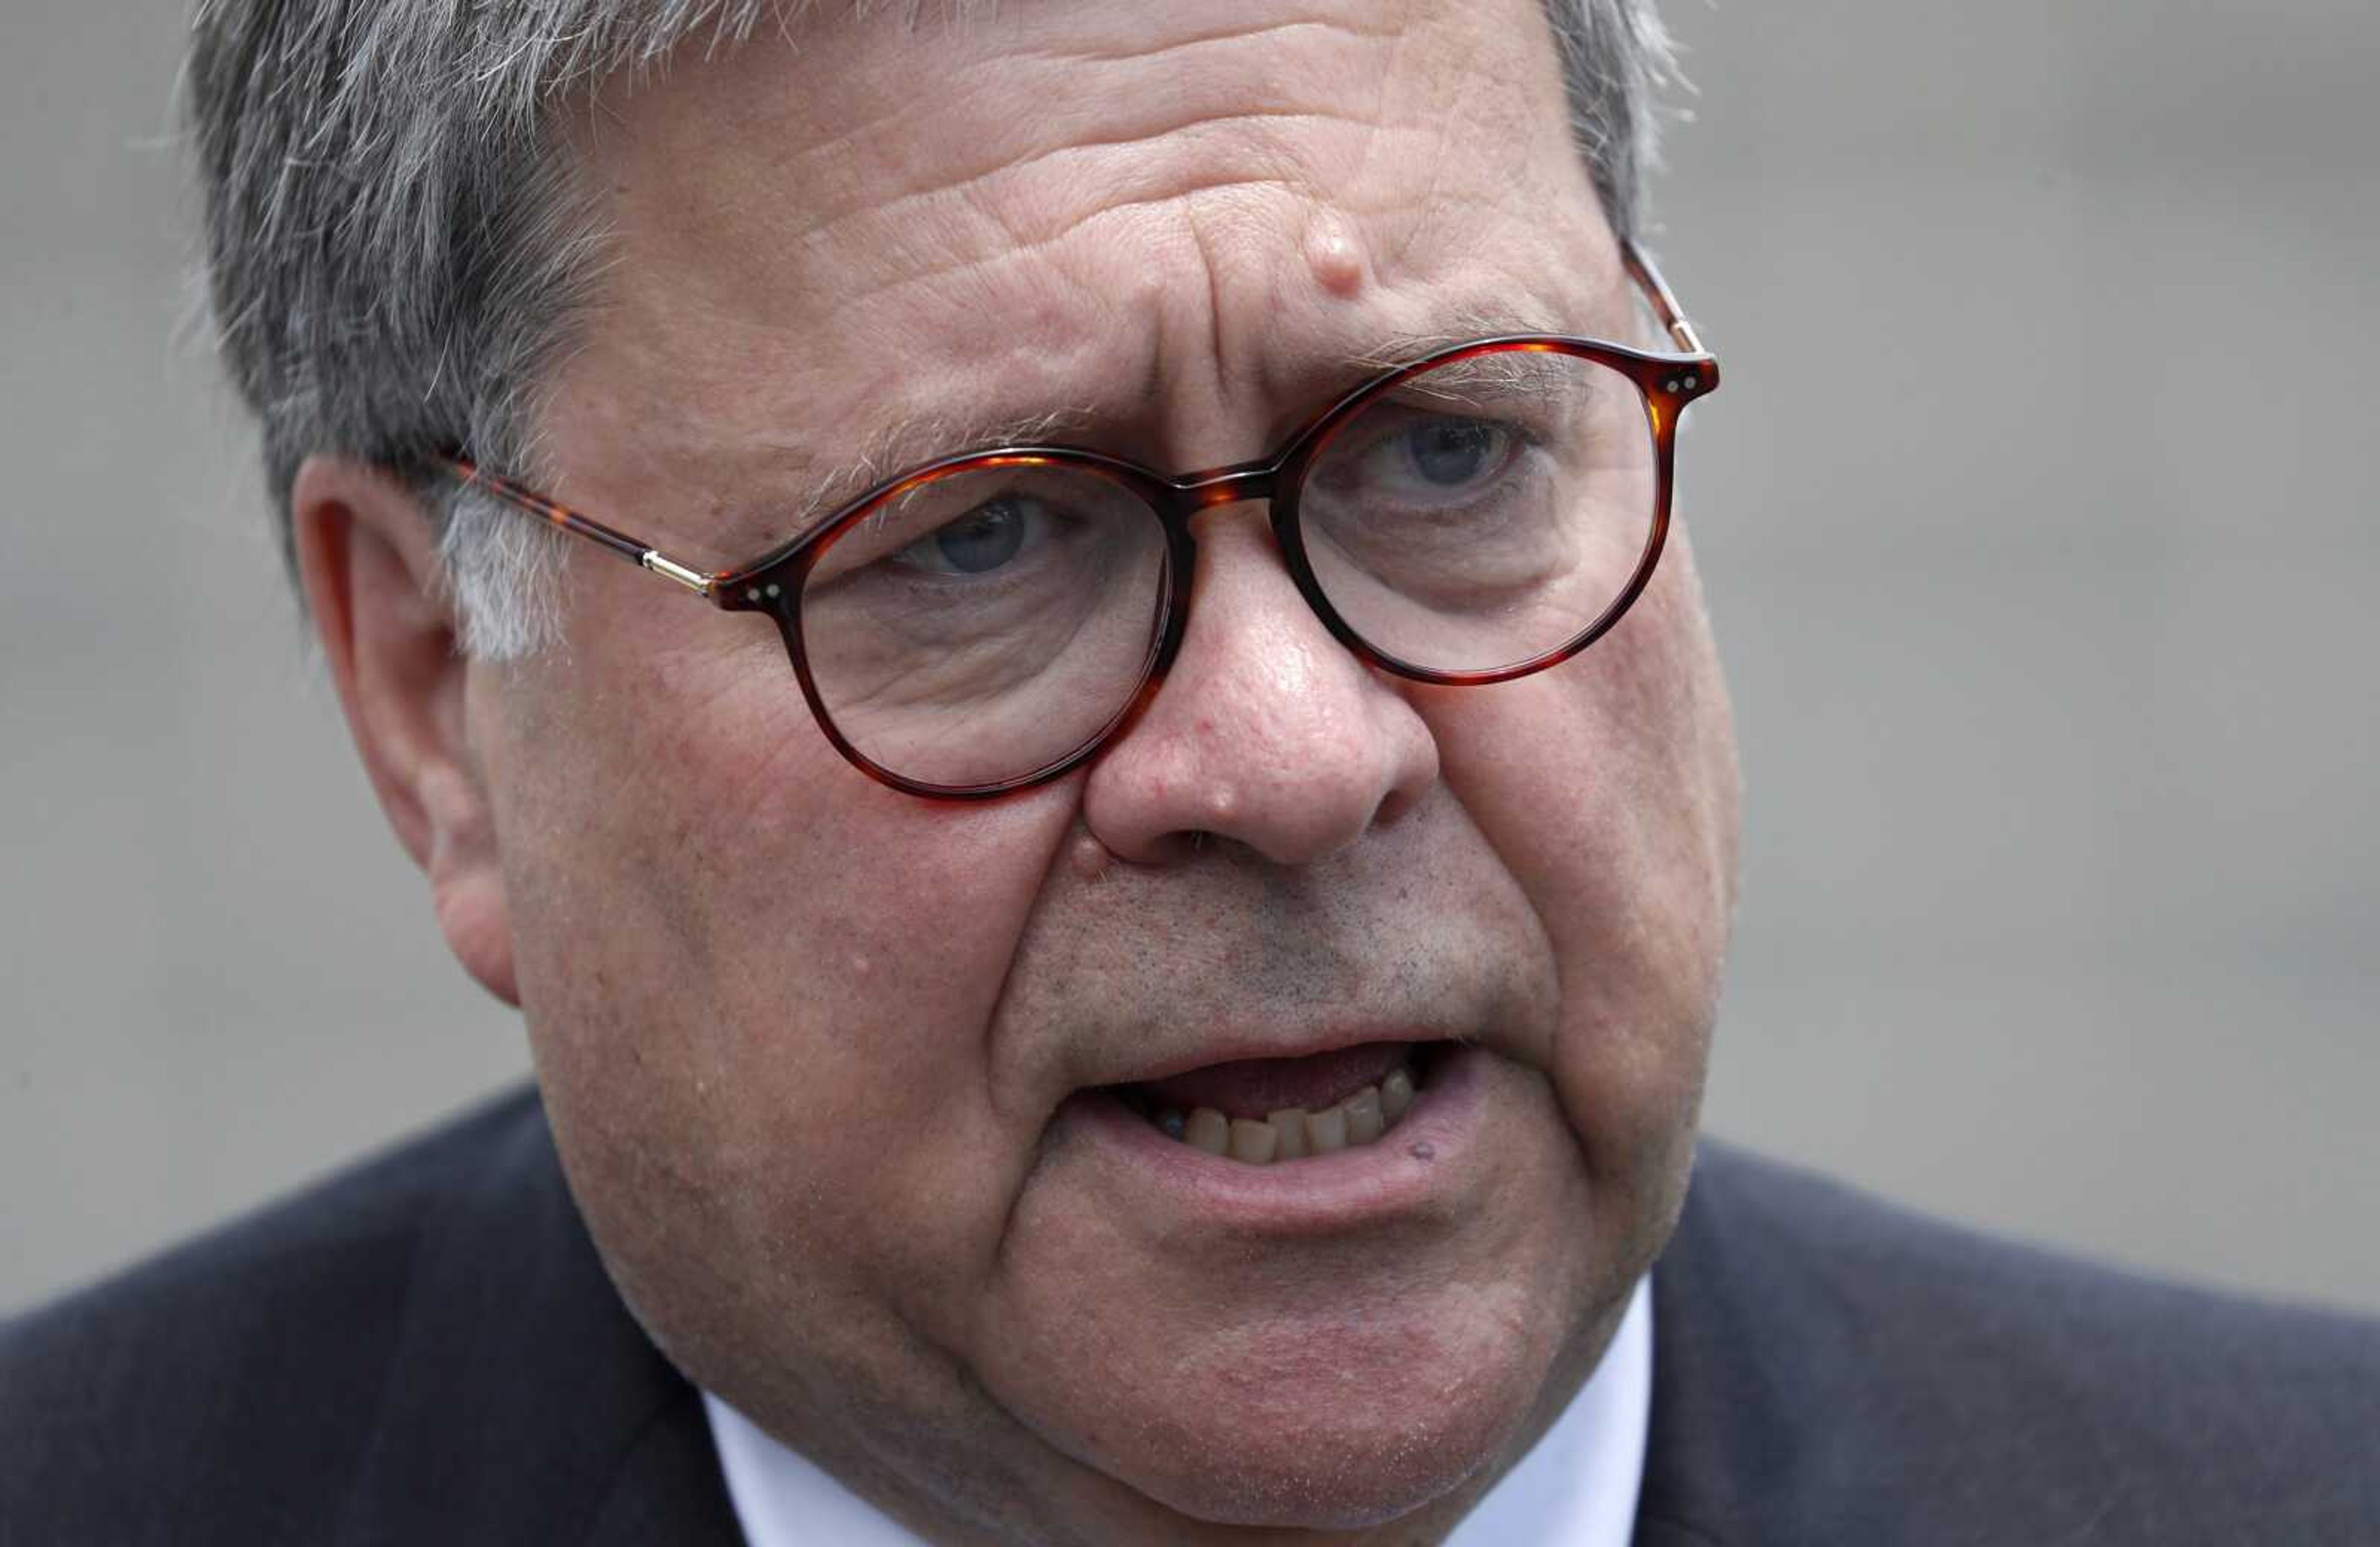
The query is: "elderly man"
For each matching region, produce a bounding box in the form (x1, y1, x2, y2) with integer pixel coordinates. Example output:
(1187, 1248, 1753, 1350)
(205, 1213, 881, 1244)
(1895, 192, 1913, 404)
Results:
(5, 1, 2376, 1542)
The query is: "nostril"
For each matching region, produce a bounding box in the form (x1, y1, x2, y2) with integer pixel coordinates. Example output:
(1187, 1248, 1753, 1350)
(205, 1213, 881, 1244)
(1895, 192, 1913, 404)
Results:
(1370, 772, 1427, 832)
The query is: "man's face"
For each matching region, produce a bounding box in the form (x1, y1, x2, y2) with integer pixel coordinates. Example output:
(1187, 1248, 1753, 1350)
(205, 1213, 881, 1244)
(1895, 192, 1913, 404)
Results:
(470, 0, 1739, 1538)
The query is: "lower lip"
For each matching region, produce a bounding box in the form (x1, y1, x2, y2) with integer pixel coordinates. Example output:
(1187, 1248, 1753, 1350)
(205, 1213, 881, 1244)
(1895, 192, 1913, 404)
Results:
(1058, 1044, 1495, 1232)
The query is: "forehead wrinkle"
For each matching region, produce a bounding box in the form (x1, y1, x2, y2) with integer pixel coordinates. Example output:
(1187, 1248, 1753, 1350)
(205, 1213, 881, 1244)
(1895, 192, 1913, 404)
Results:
(598, 19, 1487, 341)
(1020, 11, 1406, 68)
(840, 169, 1316, 311)
(725, 30, 1403, 253)
(801, 99, 1439, 344)
(576, 1, 1419, 268)
(781, 107, 1396, 284)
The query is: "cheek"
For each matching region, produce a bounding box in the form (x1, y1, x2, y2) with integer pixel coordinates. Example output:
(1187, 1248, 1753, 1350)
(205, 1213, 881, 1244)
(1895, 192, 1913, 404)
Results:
(483, 646, 1086, 1396)
(1422, 540, 1736, 1179)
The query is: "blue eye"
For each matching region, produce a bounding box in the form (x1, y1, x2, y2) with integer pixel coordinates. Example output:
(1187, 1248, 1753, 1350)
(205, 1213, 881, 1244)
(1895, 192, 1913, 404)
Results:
(914, 496, 1031, 575)
(1404, 418, 1503, 487)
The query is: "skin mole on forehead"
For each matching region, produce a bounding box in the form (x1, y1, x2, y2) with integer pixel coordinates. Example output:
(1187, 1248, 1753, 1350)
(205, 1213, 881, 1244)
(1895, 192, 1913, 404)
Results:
(1302, 210, 1369, 299)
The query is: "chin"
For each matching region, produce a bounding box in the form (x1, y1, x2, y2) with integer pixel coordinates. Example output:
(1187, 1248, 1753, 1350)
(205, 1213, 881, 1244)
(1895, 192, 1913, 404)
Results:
(1051, 1297, 1562, 1533)
(1127, 1428, 1501, 1532)
(1111, 1393, 1532, 1532)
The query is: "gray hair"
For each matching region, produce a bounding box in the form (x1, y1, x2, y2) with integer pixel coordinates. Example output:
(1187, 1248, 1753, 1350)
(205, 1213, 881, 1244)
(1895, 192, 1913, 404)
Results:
(186, 1, 1678, 659)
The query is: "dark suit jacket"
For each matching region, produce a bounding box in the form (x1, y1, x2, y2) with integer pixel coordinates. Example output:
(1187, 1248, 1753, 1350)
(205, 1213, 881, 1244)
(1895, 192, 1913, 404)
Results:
(6, 1086, 2376, 1545)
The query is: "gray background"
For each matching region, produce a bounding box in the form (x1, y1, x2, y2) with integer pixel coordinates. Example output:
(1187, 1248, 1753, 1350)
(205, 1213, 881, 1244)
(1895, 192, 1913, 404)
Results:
(4, 2, 2374, 1318)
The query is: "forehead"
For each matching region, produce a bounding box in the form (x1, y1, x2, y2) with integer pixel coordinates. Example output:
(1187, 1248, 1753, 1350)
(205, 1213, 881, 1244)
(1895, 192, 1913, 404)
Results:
(542, 0, 1616, 555)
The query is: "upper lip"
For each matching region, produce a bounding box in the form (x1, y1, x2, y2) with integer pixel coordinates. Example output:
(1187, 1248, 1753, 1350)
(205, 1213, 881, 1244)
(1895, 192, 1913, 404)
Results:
(1085, 1026, 1454, 1091)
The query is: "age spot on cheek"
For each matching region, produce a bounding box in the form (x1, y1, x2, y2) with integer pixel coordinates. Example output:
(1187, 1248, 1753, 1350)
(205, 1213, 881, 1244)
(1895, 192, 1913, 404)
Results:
(1303, 211, 1368, 299)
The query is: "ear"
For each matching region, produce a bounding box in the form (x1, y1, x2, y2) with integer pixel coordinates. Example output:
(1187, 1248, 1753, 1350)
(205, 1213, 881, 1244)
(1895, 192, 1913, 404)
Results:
(291, 457, 520, 1007)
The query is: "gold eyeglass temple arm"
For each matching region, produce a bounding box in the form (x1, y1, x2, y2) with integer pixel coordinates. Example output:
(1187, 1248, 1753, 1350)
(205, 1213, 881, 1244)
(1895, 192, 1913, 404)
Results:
(444, 457, 717, 598)
(1621, 240, 1708, 356)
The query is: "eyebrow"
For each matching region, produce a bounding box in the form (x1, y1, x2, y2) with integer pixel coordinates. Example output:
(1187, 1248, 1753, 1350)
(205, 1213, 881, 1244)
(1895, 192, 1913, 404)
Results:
(1347, 306, 1574, 373)
(733, 404, 1097, 553)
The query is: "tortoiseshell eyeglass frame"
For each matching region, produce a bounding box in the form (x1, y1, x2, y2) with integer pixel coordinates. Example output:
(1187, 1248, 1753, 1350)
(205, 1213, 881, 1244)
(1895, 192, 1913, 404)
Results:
(441, 240, 1719, 800)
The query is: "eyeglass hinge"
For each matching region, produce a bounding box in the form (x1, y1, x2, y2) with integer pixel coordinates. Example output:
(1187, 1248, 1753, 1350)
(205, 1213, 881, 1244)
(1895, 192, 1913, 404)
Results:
(1668, 315, 1706, 355)
(642, 551, 713, 596)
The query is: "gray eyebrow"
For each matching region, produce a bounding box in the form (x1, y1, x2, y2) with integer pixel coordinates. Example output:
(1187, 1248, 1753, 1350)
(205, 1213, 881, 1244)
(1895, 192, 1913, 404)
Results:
(1346, 306, 1575, 374)
(750, 404, 1097, 551)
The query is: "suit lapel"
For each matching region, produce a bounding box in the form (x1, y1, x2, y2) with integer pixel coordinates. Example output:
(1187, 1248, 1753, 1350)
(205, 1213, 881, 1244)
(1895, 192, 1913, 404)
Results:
(332, 1091, 743, 1545)
(583, 1383, 749, 1547)
(1631, 1140, 1800, 1547)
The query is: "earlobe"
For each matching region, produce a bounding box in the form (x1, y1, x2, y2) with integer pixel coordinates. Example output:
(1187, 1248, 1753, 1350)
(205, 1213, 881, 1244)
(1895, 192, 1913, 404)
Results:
(291, 457, 521, 1007)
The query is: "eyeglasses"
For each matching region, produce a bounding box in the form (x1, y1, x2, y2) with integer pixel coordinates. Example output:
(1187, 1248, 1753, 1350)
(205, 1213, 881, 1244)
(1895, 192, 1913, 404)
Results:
(444, 241, 1717, 800)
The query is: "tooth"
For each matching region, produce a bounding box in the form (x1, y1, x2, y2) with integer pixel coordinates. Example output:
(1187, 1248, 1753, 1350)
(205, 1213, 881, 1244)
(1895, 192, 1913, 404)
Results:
(1380, 1067, 1415, 1122)
(1305, 1104, 1349, 1154)
(1228, 1119, 1279, 1165)
(1186, 1107, 1230, 1156)
(1157, 1108, 1188, 1142)
(1267, 1108, 1310, 1161)
(1343, 1086, 1386, 1146)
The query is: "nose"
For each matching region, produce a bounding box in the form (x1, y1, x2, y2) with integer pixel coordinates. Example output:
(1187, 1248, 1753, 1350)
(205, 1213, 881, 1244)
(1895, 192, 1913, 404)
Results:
(1080, 505, 1440, 866)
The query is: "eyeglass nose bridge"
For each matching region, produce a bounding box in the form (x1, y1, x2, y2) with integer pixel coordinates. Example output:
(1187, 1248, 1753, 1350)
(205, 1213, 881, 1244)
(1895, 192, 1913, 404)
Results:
(1166, 457, 1284, 514)
(1135, 451, 1372, 695)
(1147, 456, 1311, 606)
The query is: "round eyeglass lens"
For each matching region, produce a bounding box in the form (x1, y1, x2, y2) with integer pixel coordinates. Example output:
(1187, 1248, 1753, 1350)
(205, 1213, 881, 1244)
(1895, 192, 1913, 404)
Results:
(1293, 346, 1659, 676)
(796, 458, 1170, 790)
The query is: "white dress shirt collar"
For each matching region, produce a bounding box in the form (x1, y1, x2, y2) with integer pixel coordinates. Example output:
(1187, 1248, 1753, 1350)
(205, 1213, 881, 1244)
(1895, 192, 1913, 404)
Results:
(705, 1271, 1654, 1546)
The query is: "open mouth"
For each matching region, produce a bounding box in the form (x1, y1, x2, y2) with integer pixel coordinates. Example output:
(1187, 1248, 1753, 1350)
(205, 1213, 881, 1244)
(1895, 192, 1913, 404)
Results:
(1108, 1041, 1443, 1166)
